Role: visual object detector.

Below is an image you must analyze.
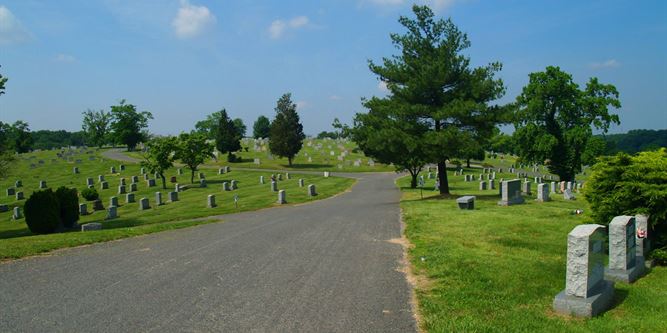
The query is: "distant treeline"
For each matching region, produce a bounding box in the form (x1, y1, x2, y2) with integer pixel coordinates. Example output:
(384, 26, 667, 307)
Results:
(599, 129, 667, 154)
(32, 130, 86, 150)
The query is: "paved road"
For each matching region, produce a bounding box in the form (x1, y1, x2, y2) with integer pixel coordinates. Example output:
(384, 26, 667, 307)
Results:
(0, 172, 416, 332)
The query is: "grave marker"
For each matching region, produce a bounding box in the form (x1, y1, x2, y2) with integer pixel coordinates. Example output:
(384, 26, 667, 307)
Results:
(604, 216, 645, 283)
(497, 179, 524, 206)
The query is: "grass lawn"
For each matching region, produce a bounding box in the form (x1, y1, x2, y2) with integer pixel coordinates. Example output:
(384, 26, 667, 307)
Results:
(126, 137, 394, 172)
(0, 148, 354, 260)
(398, 170, 667, 332)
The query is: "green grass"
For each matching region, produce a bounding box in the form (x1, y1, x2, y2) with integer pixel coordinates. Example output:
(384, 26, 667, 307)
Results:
(126, 138, 394, 172)
(0, 148, 355, 259)
(399, 171, 667, 332)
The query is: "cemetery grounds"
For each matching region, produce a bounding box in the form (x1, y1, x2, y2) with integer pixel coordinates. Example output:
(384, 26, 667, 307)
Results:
(398, 166, 667, 332)
(0, 148, 354, 260)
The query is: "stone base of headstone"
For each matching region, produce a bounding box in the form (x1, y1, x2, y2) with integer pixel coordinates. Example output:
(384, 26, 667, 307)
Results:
(456, 196, 475, 210)
(497, 196, 524, 206)
(604, 256, 646, 283)
(81, 223, 103, 231)
(553, 280, 614, 317)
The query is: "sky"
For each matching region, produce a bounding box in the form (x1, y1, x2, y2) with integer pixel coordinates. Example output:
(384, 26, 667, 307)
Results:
(0, 0, 666, 136)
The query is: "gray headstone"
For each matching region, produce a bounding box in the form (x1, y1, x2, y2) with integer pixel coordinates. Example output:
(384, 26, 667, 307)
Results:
(522, 181, 531, 195)
(218, 168, 225, 175)
(100, 181, 109, 190)
(155, 192, 163, 206)
(147, 179, 156, 187)
(118, 185, 126, 194)
(168, 191, 178, 202)
(110, 167, 116, 173)
(488, 179, 495, 190)
(456, 196, 475, 210)
(126, 193, 135, 203)
(119, 178, 126, 186)
(78, 203, 88, 216)
(87, 178, 94, 186)
(0, 204, 8, 212)
(605, 216, 645, 283)
(106, 206, 118, 219)
(6, 188, 15, 196)
(207, 194, 216, 208)
(39, 180, 47, 189)
(308, 184, 316, 197)
(15, 180, 22, 188)
(271, 181, 278, 192)
(177, 168, 183, 175)
(200, 179, 207, 188)
(99, 174, 106, 182)
(298, 179, 304, 187)
(277, 174, 283, 181)
(479, 181, 487, 190)
(73, 167, 79, 174)
(231, 180, 237, 190)
(536, 183, 550, 202)
(198, 172, 205, 179)
(635, 214, 651, 257)
(109, 196, 119, 207)
(259, 176, 265, 184)
(81, 223, 102, 231)
(119, 164, 125, 171)
(550, 181, 556, 194)
(140, 167, 145, 174)
(130, 183, 137, 192)
(13, 206, 22, 219)
(131, 176, 139, 183)
(564, 189, 575, 200)
(553, 224, 614, 317)
(144, 174, 150, 180)
(285, 173, 290, 180)
(278, 190, 286, 204)
(139, 197, 150, 210)
(174, 183, 180, 192)
(498, 179, 524, 206)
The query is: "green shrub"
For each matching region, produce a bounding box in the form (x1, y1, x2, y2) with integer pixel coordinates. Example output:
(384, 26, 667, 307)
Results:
(651, 248, 667, 266)
(80, 187, 99, 201)
(584, 148, 667, 240)
(24, 189, 61, 234)
(55, 186, 79, 229)
(449, 159, 462, 168)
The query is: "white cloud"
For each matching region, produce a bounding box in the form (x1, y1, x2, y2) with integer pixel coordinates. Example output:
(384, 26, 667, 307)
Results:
(268, 16, 310, 39)
(590, 59, 620, 69)
(54, 54, 76, 63)
(362, 0, 459, 12)
(0, 6, 31, 45)
(423, 0, 458, 11)
(378, 81, 389, 92)
(172, 0, 216, 39)
(296, 100, 309, 110)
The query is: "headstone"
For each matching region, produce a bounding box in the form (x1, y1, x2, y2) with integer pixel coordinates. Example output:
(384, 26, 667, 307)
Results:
(73, 167, 79, 174)
(259, 176, 265, 184)
(479, 181, 487, 190)
(271, 181, 278, 192)
(139, 197, 150, 210)
(635, 214, 651, 258)
(39, 180, 47, 189)
(140, 167, 146, 174)
(537, 183, 550, 202)
(131, 176, 139, 183)
(144, 174, 149, 180)
(177, 168, 183, 175)
(278, 190, 286, 204)
(605, 216, 645, 283)
(126, 193, 135, 203)
(207, 194, 216, 208)
(223, 182, 230, 191)
(120, 164, 125, 171)
(231, 180, 237, 190)
(130, 183, 137, 192)
(106, 206, 118, 219)
(93, 199, 104, 211)
(155, 192, 163, 206)
(277, 174, 283, 181)
(488, 179, 495, 190)
(308, 184, 316, 196)
(198, 172, 205, 180)
(119, 178, 126, 186)
(110, 166, 116, 173)
(6, 188, 15, 196)
(13, 206, 22, 219)
(147, 179, 156, 187)
(200, 179, 207, 188)
(87, 178, 94, 186)
(497, 179, 524, 206)
(78, 203, 88, 216)
(224, 166, 230, 173)
(0, 204, 7, 212)
(109, 196, 119, 207)
(456, 196, 475, 210)
(553, 224, 614, 317)
(567, 181, 573, 191)
(168, 191, 178, 202)
(98, 175, 105, 182)
(286, 173, 290, 180)
(100, 181, 109, 190)
(522, 181, 531, 195)
(218, 168, 225, 175)
(324, 171, 330, 178)
(560, 181, 566, 193)
(564, 189, 575, 200)
(550, 182, 556, 194)
(118, 185, 126, 194)
(15, 180, 22, 188)
(81, 223, 102, 231)
(299, 179, 304, 187)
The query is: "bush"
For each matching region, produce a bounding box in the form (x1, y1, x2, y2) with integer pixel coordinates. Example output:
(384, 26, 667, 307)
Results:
(449, 159, 462, 168)
(55, 186, 79, 228)
(584, 148, 667, 245)
(24, 189, 61, 234)
(81, 187, 99, 201)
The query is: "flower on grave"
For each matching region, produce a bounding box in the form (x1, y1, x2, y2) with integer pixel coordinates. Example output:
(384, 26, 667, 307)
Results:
(637, 228, 647, 239)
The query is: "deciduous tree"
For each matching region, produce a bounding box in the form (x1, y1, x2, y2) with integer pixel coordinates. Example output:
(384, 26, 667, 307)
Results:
(175, 132, 214, 183)
(109, 100, 153, 151)
(141, 137, 177, 189)
(82, 109, 111, 148)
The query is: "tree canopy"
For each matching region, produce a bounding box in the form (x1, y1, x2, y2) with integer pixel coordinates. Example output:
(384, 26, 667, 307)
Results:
(195, 110, 224, 140)
(269, 93, 305, 166)
(233, 118, 246, 138)
(356, 5, 507, 194)
(513, 66, 620, 181)
(214, 109, 242, 162)
(109, 100, 153, 151)
(175, 132, 214, 183)
(141, 136, 177, 189)
(0, 65, 7, 97)
(253, 115, 271, 139)
(82, 109, 111, 148)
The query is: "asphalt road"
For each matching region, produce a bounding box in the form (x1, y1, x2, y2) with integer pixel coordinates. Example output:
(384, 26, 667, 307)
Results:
(0, 171, 416, 332)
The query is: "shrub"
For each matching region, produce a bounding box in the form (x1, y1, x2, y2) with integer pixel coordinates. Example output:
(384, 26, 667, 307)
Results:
(81, 187, 99, 201)
(449, 159, 462, 168)
(584, 148, 667, 251)
(24, 189, 61, 234)
(55, 186, 79, 229)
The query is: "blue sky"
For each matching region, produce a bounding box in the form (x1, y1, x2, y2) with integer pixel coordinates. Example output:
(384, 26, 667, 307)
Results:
(0, 0, 665, 136)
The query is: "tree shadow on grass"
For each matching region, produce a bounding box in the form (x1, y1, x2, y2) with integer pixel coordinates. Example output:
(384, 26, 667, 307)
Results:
(607, 287, 629, 311)
(401, 189, 501, 203)
(278, 163, 333, 169)
(0, 228, 33, 240)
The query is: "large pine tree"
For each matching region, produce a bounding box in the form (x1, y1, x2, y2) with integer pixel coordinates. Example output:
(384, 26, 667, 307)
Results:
(269, 93, 305, 166)
(215, 109, 242, 162)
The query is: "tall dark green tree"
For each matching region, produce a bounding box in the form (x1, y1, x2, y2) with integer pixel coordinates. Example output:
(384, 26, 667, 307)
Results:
(215, 110, 242, 162)
(513, 66, 620, 181)
(82, 109, 112, 148)
(141, 136, 177, 189)
(233, 118, 247, 138)
(175, 132, 214, 183)
(0, 65, 7, 96)
(269, 93, 305, 166)
(359, 5, 506, 194)
(109, 100, 153, 151)
(253, 115, 271, 139)
(9, 120, 33, 153)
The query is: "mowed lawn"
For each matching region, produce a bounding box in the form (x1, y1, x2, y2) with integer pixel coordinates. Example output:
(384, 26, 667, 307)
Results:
(398, 169, 667, 332)
(126, 137, 394, 172)
(0, 148, 354, 259)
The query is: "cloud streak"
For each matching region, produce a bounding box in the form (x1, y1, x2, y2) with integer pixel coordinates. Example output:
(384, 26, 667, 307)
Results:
(0, 5, 31, 45)
(590, 59, 620, 69)
(268, 16, 310, 39)
(172, 0, 216, 39)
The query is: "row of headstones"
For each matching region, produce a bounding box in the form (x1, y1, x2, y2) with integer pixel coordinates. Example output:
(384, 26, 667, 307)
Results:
(553, 215, 649, 317)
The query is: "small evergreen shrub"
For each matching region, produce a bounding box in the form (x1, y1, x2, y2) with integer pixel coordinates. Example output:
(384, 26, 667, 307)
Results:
(81, 187, 99, 201)
(449, 159, 462, 168)
(55, 186, 79, 229)
(24, 189, 61, 234)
